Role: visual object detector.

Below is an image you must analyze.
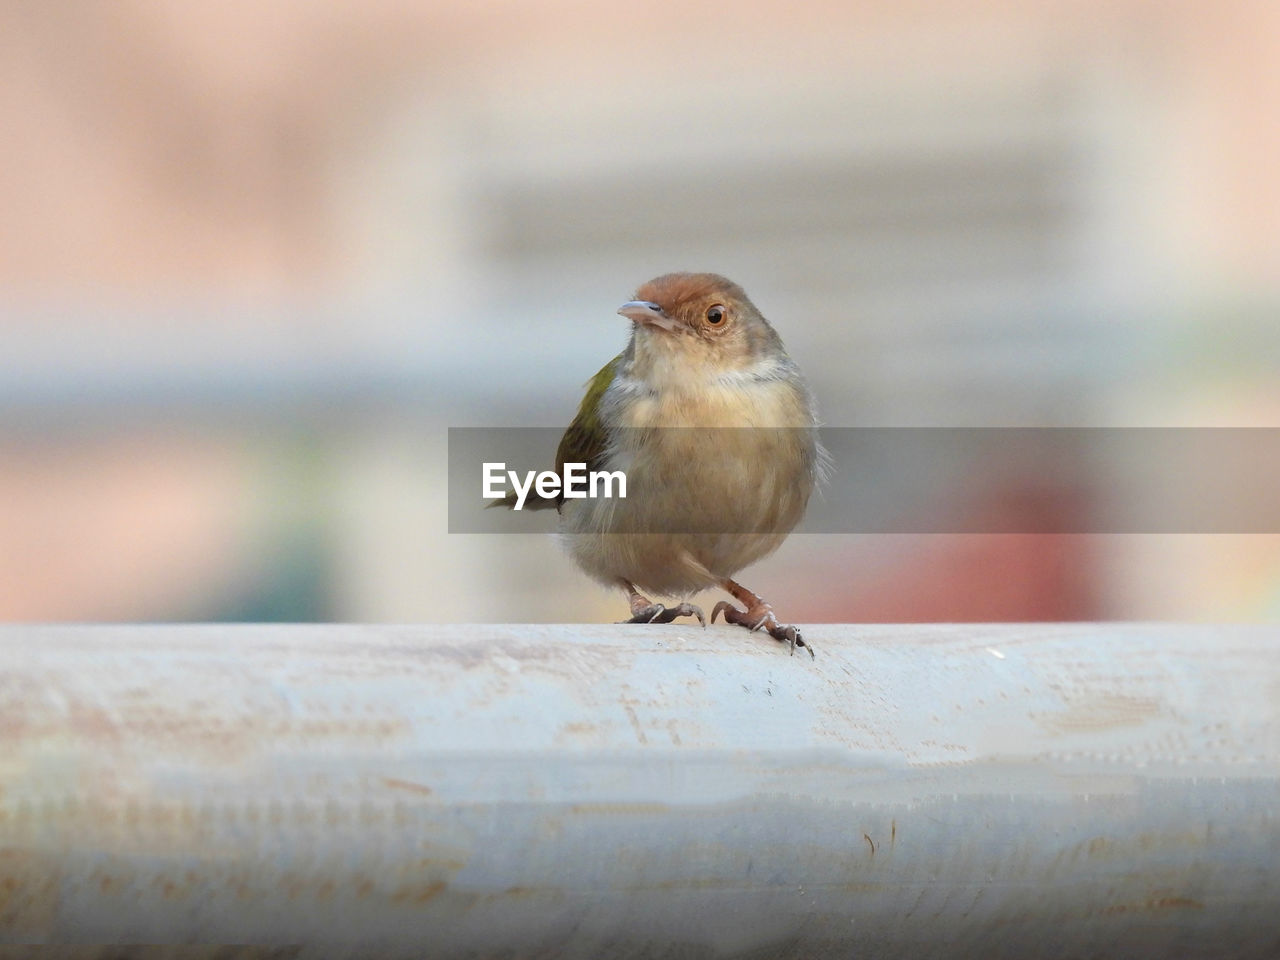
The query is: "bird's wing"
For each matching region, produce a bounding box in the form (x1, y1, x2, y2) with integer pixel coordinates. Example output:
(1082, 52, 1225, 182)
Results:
(553, 355, 619, 496)
(488, 355, 619, 512)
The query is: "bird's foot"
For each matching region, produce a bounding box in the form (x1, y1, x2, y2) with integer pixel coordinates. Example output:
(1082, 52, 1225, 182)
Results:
(622, 588, 707, 627)
(711, 596, 813, 658)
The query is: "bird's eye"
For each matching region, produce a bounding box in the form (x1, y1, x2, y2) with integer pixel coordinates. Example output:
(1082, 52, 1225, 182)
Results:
(706, 304, 726, 325)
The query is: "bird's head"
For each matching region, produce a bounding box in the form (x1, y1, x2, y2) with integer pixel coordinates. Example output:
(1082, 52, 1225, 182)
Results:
(617, 273, 785, 384)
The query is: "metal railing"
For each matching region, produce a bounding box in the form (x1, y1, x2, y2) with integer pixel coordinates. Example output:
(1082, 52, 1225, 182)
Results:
(2, 623, 1277, 957)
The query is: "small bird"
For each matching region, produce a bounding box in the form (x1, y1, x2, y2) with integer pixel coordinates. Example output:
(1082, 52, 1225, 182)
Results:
(495, 272, 822, 656)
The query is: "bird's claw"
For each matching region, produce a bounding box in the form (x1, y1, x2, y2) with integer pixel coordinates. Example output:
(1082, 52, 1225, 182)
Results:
(624, 601, 706, 627)
(711, 601, 813, 658)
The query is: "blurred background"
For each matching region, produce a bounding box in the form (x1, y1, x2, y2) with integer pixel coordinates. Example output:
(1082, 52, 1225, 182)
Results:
(1, 0, 1277, 624)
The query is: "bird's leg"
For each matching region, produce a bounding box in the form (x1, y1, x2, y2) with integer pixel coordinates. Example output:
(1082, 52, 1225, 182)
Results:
(711, 578, 812, 657)
(620, 580, 706, 627)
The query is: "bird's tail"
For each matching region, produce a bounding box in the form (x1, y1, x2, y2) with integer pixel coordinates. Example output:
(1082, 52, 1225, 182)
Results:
(486, 493, 560, 511)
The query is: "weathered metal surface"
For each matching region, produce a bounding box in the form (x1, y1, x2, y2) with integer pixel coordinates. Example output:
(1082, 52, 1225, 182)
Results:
(0, 623, 1278, 958)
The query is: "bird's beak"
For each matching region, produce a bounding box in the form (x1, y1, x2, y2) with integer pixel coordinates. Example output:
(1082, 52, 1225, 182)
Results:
(618, 300, 679, 333)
